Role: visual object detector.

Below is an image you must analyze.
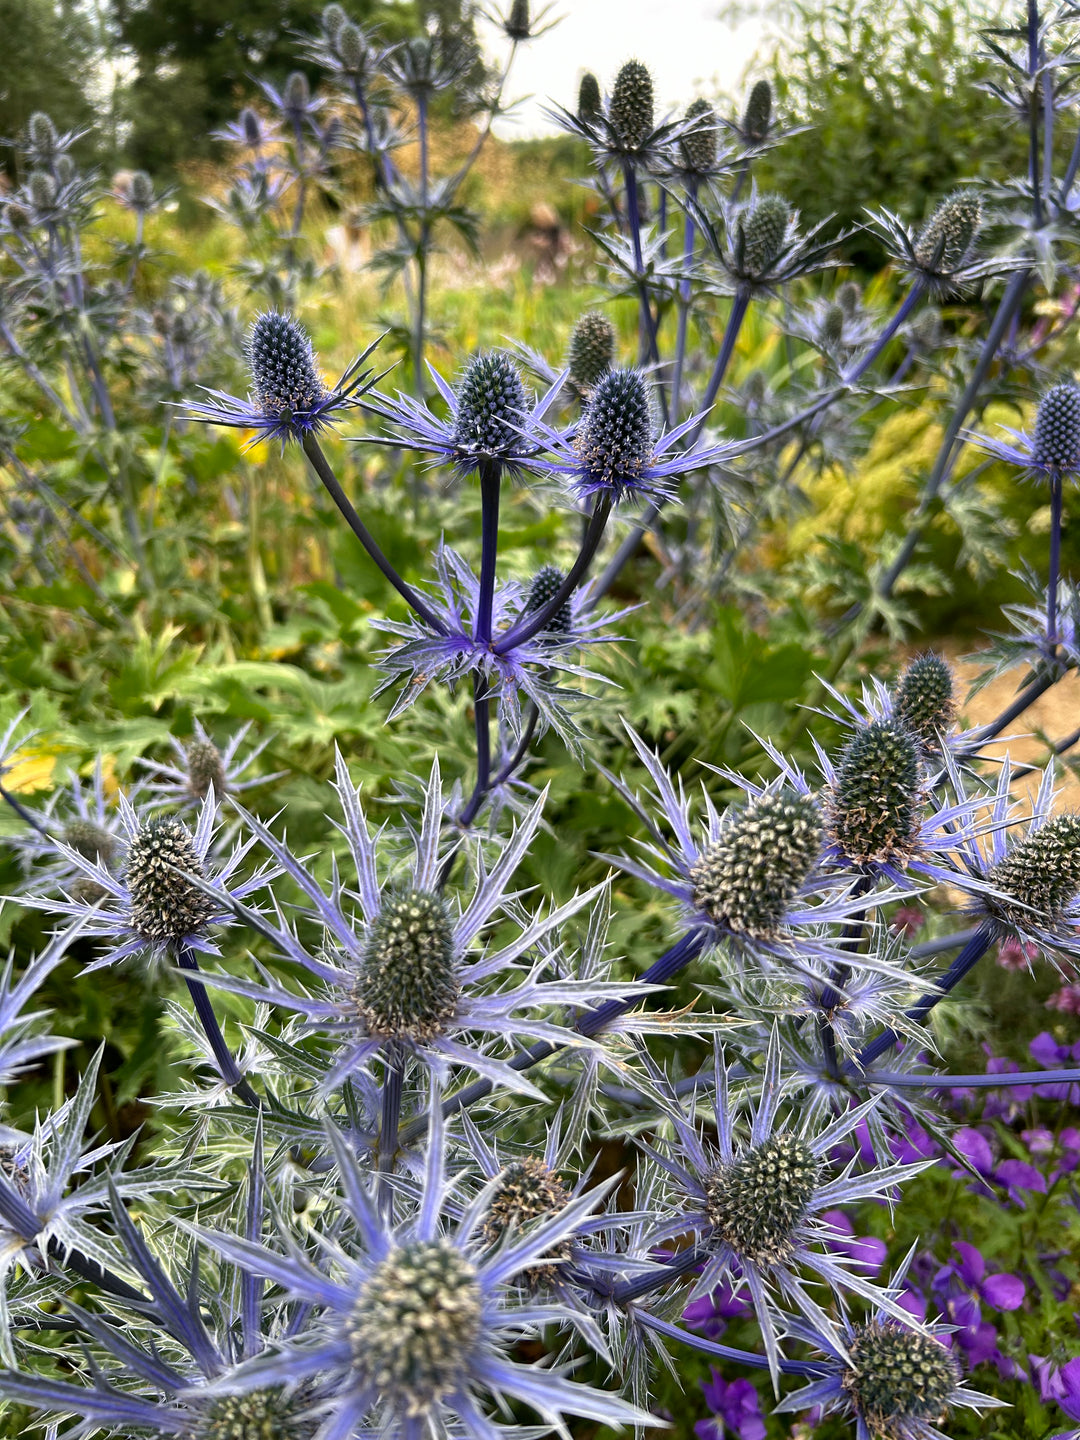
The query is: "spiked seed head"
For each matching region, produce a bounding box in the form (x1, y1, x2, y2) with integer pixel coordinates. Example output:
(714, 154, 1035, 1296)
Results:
(741, 79, 772, 142)
(575, 368, 654, 492)
(186, 739, 228, 800)
(240, 107, 263, 146)
(451, 352, 527, 459)
(822, 303, 845, 346)
(197, 1390, 314, 1440)
(913, 191, 981, 275)
(483, 1157, 572, 1284)
(525, 565, 573, 633)
(506, 0, 530, 39)
(893, 654, 955, 747)
(577, 71, 602, 123)
(568, 310, 616, 389)
(689, 791, 821, 937)
(704, 1134, 820, 1265)
(354, 888, 458, 1042)
(347, 1240, 482, 1414)
(837, 280, 861, 316)
(246, 312, 326, 417)
(28, 171, 56, 212)
(1032, 382, 1080, 472)
(609, 60, 654, 150)
(125, 816, 215, 944)
(829, 719, 921, 865)
(64, 819, 117, 865)
(987, 813, 1080, 931)
(27, 112, 59, 159)
(843, 1322, 959, 1436)
(338, 20, 368, 73)
(739, 194, 791, 276)
(680, 97, 717, 172)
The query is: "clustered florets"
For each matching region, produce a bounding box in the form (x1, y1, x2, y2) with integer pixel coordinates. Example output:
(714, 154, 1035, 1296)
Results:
(186, 739, 228, 800)
(574, 368, 654, 493)
(525, 565, 573, 634)
(843, 1321, 959, 1437)
(346, 1240, 483, 1414)
(567, 310, 616, 391)
(828, 719, 922, 865)
(986, 813, 1080, 932)
(608, 60, 654, 150)
(689, 791, 821, 937)
(740, 79, 772, 143)
(704, 1133, 820, 1265)
(577, 71, 602, 124)
(451, 352, 528, 460)
(737, 194, 791, 277)
(680, 97, 718, 173)
(483, 1157, 572, 1284)
(64, 819, 117, 865)
(353, 888, 459, 1042)
(912, 191, 981, 276)
(893, 653, 955, 748)
(125, 815, 215, 943)
(1031, 382, 1080, 472)
(197, 1390, 313, 1440)
(245, 312, 326, 418)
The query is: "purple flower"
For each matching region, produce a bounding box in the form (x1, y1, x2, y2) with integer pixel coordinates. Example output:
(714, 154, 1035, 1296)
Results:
(696, 1370, 767, 1440)
(953, 1128, 995, 1176)
(683, 1279, 751, 1340)
(820, 1209, 887, 1275)
(1033, 1356, 1080, 1421)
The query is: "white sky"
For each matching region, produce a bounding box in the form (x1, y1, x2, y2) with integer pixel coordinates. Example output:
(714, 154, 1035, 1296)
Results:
(477, 0, 772, 139)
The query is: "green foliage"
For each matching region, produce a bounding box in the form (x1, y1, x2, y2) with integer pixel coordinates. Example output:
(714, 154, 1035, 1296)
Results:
(0, 0, 95, 178)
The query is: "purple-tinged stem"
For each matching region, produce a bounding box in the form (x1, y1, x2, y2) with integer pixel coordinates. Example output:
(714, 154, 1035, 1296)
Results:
(496, 495, 612, 653)
(475, 458, 501, 647)
(176, 946, 262, 1109)
(636, 1309, 827, 1377)
(867, 1067, 1080, 1089)
(1047, 468, 1063, 650)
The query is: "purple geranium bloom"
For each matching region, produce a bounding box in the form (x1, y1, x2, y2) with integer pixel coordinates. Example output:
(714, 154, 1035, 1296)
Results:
(696, 1369, 767, 1440)
(187, 1089, 654, 1438)
(638, 1033, 930, 1384)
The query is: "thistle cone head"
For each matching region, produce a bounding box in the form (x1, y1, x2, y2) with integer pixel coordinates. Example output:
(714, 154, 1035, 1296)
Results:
(525, 565, 573, 633)
(283, 70, 311, 112)
(505, 0, 531, 39)
(680, 97, 717, 172)
(893, 653, 955, 747)
(128, 171, 154, 210)
(245, 312, 326, 418)
(567, 309, 616, 390)
(27, 112, 59, 159)
(689, 790, 821, 937)
(1032, 382, 1080, 472)
(353, 888, 459, 1042)
(186, 739, 228, 800)
(913, 191, 981, 275)
(322, 2, 347, 39)
(843, 1322, 959, 1434)
(577, 71, 601, 122)
(125, 815, 215, 944)
(240, 107, 263, 146)
(65, 819, 117, 865)
(821, 303, 846, 346)
(197, 1390, 314, 1440)
(338, 20, 368, 73)
(739, 194, 791, 276)
(741, 79, 772, 142)
(483, 1157, 572, 1284)
(828, 719, 922, 865)
(837, 280, 861, 316)
(987, 813, 1080, 932)
(705, 1133, 820, 1265)
(347, 1240, 482, 1412)
(609, 60, 654, 150)
(451, 351, 527, 459)
(29, 171, 57, 212)
(575, 368, 654, 492)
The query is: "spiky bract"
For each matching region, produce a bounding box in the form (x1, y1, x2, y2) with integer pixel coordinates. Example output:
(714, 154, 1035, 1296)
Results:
(912, 192, 981, 276)
(483, 1157, 572, 1283)
(681, 97, 717, 172)
(64, 819, 117, 865)
(450, 352, 528, 461)
(987, 814, 1080, 931)
(843, 1321, 959, 1437)
(197, 1390, 313, 1440)
(186, 739, 228, 800)
(353, 888, 459, 1042)
(568, 310, 616, 390)
(704, 1134, 820, 1265)
(245, 312, 326, 418)
(739, 194, 791, 276)
(829, 720, 921, 865)
(525, 565, 573, 634)
(574, 368, 654, 495)
(689, 791, 821, 937)
(125, 816, 215, 944)
(893, 654, 955, 747)
(1031, 382, 1080, 472)
(741, 79, 772, 142)
(609, 60, 654, 150)
(577, 72, 602, 123)
(346, 1240, 483, 1414)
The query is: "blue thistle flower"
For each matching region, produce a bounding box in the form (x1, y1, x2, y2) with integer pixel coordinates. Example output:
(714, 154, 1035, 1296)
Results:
(567, 310, 616, 392)
(180, 312, 382, 450)
(964, 380, 1080, 479)
(609, 60, 655, 151)
(135, 719, 285, 808)
(449, 351, 528, 463)
(893, 653, 956, 749)
(828, 719, 923, 868)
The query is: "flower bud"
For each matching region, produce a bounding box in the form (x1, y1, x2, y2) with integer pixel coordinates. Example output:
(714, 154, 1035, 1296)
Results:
(567, 309, 615, 390)
(893, 653, 955, 747)
(988, 813, 1080, 931)
(829, 719, 921, 865)
(609, 60, 654, 150)
(913, 191, 981, 275)
(680, 97, 717, 173)
(483, 1157, 572, 1284)
(129, 171, 154, 211)
(354, 888, 459, 1042)
(28, 171, 57, 212)
(577, 71, 602, 124)
(741, 79, 772, 142)
(246, 312, 326, 417)
(240, 107, 263, 146)
(65, 819, 117, 865)
(843, 1322, 959, 1435)
(186, 739, 227, 800)
(1031, 382, 1080, 472)
(338, 20, 368, 74)
(705, 1134, 819, 1265)
(283, 71, 311, 113)
(821, 303, 845, 346)
(451, 352, 527, 459)
(125, 815, 214, 944)
(200, 1390, 312, 1440)
(837, 280, 861, 316)
(505, 0, 530, 39)
(27, 112, 59, 160)
(689, 791, 821, 937)
(739, 194, 791, 276)
(322, 1, 347, 39)
(525, 565, 572, 634)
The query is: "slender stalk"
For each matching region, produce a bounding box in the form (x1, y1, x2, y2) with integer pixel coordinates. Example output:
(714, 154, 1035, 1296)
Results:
(475, 458, 501, 646)
(302, 434, 447, 633)
(378, 1044, 404, 1180)
(867, 1067, 1080, 1090)
(413, 94, 430, 402)
(671, 180, 699, 419)
(635, 1307, 826, 1378)
(176, 947, 262, 1109)
(496, 496, 612, 653)
(1047, 468, 1063, 649)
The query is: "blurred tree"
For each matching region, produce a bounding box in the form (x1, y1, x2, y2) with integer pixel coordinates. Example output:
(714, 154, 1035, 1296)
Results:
(0, 0, 95, 179)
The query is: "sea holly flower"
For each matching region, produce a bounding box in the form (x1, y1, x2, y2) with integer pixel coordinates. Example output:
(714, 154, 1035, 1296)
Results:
(197, 753, 655, 1095)
(5, 756, 129, 897)
(567, 309, 617, 394)
(135, 719, 285, 809)
(687, 187, 842, 294)
(181, 311, 383, 450)
(869, 191, 1006, 296)
(637, 1035, 931, 1383)
(964, 380, 1080, 478)
(547, 59, 699, 170)
(186, 1096, 654, 1438)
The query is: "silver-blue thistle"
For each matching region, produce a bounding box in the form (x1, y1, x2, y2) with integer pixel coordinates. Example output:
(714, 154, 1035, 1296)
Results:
(739, 194, 791, 276)
(125, 815, 215, 943)
(577, 71, 602, 123)
(186, 738, 228, 800)
(64, 818, 117, 865)
(198, 1390, 314, 1440)
(609, 60, 654, 150)
(483, 1157, 572, 1283)
(568, 310, 615, 390)
(913, 191, 981, 275)
(525, 566, 573, 633)
(893, 654, 955, 747)
(987, 814, 1080, 929)
(829, 719, 921, 864)
(843, 1322, 959, 1434)
(680, 97, 718, 172)
(354, 888, 459, 1041)
(689, 791, 821, 937)
(246, 312, 326, 418)
(741, 79, 772, 142)
(1031, 382, 1080, 472)
(450, 352, 527, 459)
(705, 1134, 820, 1264)
(574, 368, 654, 493)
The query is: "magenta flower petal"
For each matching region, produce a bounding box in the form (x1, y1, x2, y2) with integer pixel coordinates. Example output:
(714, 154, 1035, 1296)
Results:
(981, 1272, 1025, 1310)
